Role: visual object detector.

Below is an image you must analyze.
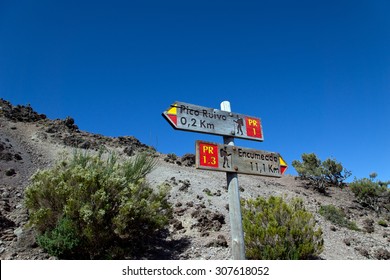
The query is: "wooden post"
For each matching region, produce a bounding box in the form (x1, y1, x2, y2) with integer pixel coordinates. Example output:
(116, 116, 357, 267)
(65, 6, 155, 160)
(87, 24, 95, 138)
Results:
(220, 101, 246, 260)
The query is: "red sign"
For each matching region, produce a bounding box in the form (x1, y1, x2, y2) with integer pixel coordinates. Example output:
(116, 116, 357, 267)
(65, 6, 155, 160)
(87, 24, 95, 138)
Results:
(198, 142, 219, 168)
(245, 117, 262, 138)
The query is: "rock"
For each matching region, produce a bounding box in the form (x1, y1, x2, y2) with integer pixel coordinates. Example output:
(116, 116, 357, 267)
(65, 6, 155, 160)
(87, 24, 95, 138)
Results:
(45, 126, 58, 133)
(181, 154, 195, 167)
(0, 213, 16, 230)
(178, 180, 191, 192)
(355, 247, 370, 258)
(1, 191, 10, 198)
(13, 227, 23, 238)
(0, 99, 46, 122)
(62, 135, 95, 149)
(14, 154, 23, 161)
(363, 218, 375, 233)
(206, 235, 228, 248)
(186, 201, 194, 207)
(174, 207, 187, 216)
(5, 168, 16, 176)
(79, 141, 91, 149)
(164, 153, 178, 164)
(203, 188, 212, 196)
(191, 209, 226, 232)
(375, 248, 390, 260)
(0, 152, 13, 161)
(170, 218, 184, 231)
(15, 228, 38, 249)
(64, 116, 75, 128)
(63, 135, 82, 147)
(169, 177, 178, 186)
(117, 136, 152, 154)
(124, 146, 134, 156)
(0, 200, 11, 212)
(343, 238, 352, 246)
(194, 203, 206, 210)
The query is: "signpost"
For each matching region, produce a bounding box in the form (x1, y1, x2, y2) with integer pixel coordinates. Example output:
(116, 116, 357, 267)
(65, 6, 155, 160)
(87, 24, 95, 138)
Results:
(162, 100, 287, 260)
(162, 101, 264, 141)
(220, 101, 246, 260)
(196, 141, 284, 177)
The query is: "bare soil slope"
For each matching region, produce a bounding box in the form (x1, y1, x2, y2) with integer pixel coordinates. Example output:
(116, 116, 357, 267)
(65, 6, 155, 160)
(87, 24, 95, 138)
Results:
(0, 99, 389, 260)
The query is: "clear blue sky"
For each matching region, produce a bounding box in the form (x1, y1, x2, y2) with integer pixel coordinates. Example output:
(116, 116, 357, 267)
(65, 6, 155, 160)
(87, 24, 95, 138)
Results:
(1, 0, 389, 182)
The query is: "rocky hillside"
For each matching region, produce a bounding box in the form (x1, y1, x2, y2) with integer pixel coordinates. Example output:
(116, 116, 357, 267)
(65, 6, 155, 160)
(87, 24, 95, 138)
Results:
(0, 98, 389, 260)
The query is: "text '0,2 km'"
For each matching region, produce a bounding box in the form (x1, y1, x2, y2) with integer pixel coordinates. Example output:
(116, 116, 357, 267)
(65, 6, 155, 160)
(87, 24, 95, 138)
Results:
(162, 101, 264, 141)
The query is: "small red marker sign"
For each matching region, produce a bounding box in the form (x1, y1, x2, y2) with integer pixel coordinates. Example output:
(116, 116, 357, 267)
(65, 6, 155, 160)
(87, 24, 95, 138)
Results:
(198, 142, 219, 168)
(245, 117, 262, 138)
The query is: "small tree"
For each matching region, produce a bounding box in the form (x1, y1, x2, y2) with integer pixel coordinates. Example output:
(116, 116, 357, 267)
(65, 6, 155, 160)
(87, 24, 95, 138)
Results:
(369, 173, 378, 180)
(292, 153, 351, 193)
(349, 175, 390, 214)
(25, 151, 172, 259)
(322, 158, 352, 187)
(292, 153, 325, 191)
(242, 196, 323, 260)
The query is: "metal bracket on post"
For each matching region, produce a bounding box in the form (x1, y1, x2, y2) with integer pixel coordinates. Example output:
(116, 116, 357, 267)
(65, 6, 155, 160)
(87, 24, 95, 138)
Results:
(221, 101, 246, 260)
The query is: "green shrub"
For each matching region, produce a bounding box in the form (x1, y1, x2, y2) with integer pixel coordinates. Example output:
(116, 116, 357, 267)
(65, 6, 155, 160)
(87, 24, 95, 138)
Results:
(25, 151, 172, 259)
(378, 220, 388, 227)
(242, 196, 323, 260)
(349, 177, 390, 213)
(292, 153, 351, 193)
(36, 217, 80, 258)
(319, 205, 359, 231)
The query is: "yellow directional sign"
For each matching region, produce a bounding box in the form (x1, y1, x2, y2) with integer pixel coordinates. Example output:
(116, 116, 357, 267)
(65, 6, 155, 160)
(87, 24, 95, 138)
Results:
(279, 156, 288, 175)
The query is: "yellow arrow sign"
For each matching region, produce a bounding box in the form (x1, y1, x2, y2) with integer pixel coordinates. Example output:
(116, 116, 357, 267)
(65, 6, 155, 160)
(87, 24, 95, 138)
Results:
(167, 103, 177, 115)
(279, 156, 288, 175)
